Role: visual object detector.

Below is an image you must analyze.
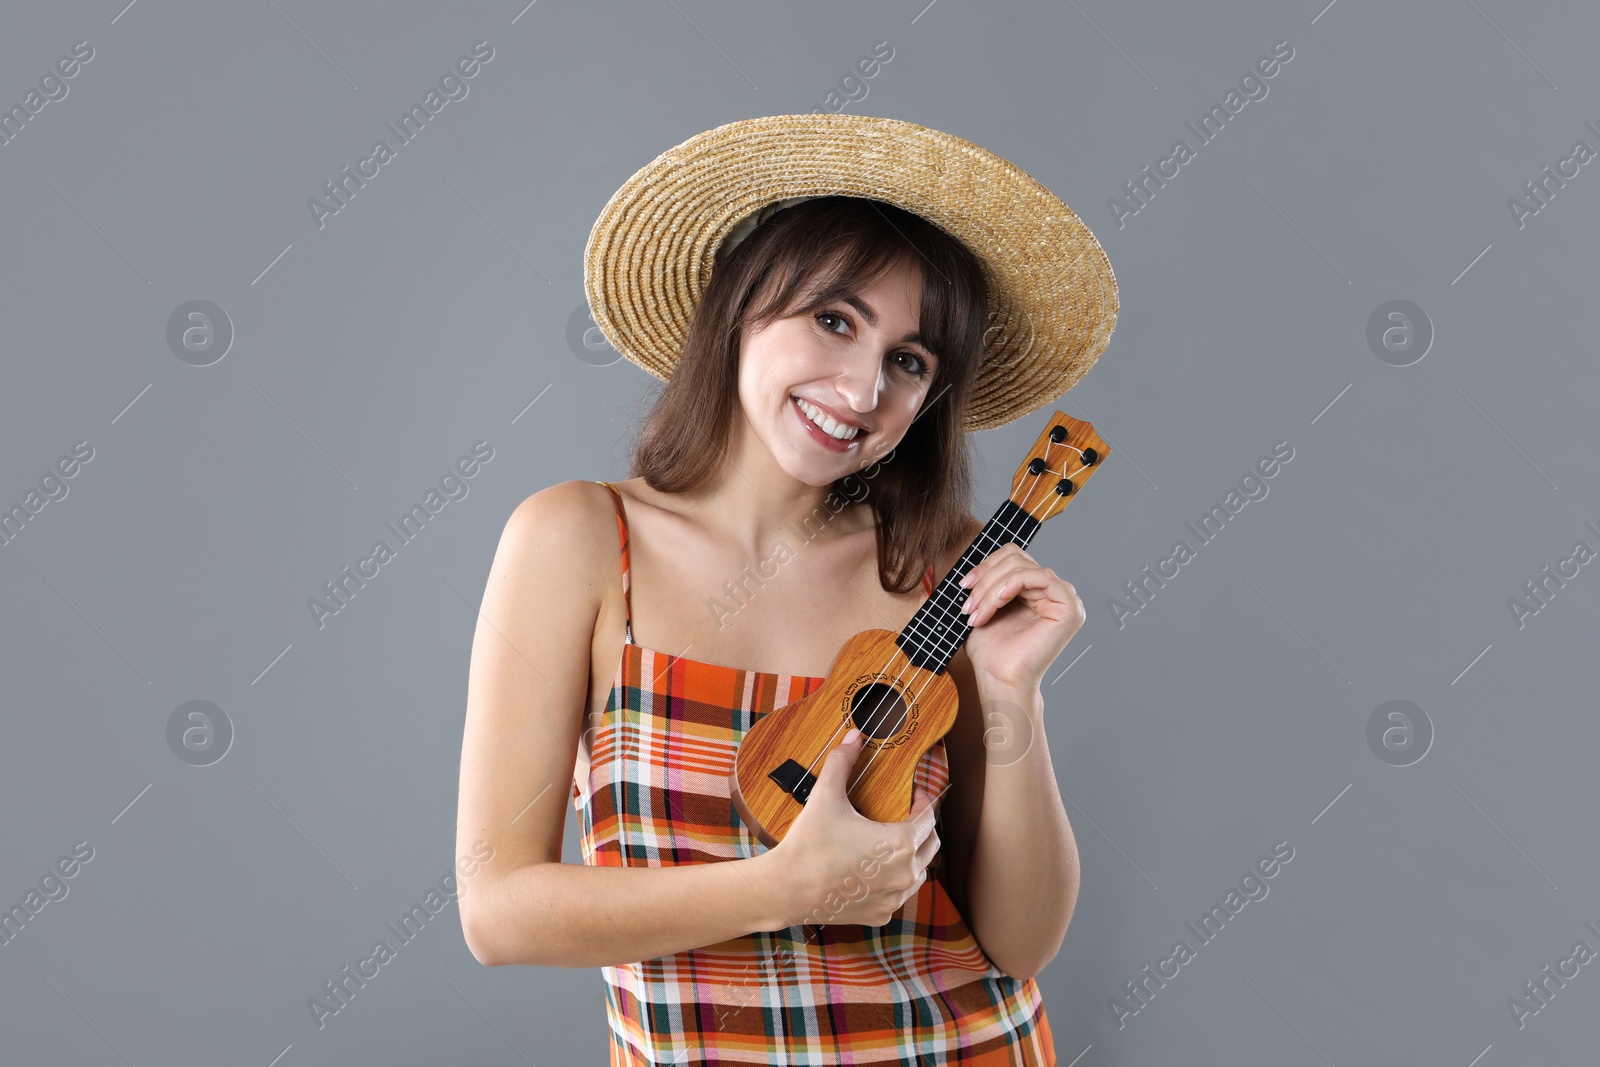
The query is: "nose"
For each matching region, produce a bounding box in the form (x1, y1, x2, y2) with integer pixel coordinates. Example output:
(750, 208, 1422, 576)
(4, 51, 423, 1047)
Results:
(833, 350, 884, 416)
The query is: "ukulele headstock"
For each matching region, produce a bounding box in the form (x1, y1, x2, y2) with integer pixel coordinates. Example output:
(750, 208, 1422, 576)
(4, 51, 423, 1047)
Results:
(1008, 411, 1110, 524)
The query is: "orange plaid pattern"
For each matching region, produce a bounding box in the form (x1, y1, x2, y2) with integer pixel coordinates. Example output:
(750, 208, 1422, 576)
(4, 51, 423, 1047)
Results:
(571, 482, 1056, 1065)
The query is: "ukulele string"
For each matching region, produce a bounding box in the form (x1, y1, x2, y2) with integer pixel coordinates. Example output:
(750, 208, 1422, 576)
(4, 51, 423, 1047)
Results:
(826, 454, 1082, 787)
(842, 456, 1082, 796)
(785, 446, 1085, 800)
(836, 463, 1071, 795)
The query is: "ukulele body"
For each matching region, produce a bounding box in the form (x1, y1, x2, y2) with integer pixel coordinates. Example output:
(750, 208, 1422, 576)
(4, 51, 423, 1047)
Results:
(731, 628, 957, 848)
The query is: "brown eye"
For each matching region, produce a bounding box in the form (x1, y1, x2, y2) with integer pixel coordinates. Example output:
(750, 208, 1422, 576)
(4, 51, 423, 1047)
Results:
(815, 311, 850, 334)
(892, 351, 931, 379)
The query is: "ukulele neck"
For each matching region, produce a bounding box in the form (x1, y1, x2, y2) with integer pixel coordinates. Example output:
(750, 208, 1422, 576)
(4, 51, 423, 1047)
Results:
(895, 499, 1043, 674)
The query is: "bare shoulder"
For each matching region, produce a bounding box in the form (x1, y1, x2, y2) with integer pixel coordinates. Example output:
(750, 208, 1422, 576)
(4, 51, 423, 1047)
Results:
(504, 476, 612, 529)
(492, 479, 620, 622)
(501, 479, 617, 559)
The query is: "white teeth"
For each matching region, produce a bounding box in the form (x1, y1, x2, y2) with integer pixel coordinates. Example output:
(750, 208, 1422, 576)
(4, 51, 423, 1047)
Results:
(795, 398, 860, 440)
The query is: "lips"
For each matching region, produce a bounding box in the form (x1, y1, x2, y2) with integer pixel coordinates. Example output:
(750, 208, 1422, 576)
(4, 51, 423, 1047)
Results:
(792, 396, 864, 452)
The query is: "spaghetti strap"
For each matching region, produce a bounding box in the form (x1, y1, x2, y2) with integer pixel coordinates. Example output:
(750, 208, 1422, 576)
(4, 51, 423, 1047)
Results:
(594, 481, 633, 645)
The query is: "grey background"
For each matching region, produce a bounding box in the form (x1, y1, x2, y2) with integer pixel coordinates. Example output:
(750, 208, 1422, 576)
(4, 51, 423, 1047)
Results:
(2, 0, 1596, 1064)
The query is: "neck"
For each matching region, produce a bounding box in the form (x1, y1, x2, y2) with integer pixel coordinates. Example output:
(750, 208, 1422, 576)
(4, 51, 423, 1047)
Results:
(689, 466, 869, 561)
(699, 416, 875, 556)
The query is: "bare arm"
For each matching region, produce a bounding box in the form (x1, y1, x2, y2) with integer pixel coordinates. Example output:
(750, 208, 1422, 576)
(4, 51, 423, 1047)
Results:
(469, 854, 792, 968)
(455, 481, 791, 967)
(936, 518, 1080, 982)
(943, 658, 1079, 982)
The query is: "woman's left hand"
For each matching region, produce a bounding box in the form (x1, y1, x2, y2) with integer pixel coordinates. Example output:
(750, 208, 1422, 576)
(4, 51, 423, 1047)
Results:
(957, 544, 1085, 692)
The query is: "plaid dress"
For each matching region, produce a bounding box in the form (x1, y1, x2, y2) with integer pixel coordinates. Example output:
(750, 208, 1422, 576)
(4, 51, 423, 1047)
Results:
(571, 481, 1056, 1065)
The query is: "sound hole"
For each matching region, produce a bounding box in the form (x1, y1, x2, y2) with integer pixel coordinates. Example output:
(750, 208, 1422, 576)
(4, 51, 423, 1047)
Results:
(849, 682, 909, 740)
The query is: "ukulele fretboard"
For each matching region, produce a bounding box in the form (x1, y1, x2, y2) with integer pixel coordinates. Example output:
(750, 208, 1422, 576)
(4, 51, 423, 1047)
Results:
(895, 499, 1043, 673)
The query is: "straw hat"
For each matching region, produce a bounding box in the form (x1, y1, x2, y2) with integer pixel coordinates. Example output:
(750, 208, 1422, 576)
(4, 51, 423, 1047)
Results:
(582, 113, 1118, 432)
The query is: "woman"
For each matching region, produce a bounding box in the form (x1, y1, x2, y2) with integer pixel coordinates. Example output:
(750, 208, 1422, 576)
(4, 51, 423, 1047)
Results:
(456, 115, 1118, 1064)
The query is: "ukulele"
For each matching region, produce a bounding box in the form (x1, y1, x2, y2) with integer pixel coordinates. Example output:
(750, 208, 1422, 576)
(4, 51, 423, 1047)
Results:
(730, 410, 1109, 847)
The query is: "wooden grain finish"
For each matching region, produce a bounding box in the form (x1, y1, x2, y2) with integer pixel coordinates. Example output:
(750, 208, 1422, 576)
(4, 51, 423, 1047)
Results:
(731, 628, 957, 846)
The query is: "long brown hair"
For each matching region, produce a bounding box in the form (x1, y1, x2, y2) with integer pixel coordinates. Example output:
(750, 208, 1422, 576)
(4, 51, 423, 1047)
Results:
(627, 195, 990, 595)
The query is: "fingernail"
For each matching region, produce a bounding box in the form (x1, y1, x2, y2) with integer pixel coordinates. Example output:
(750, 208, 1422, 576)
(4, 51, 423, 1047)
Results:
(844, 728, 861, 744)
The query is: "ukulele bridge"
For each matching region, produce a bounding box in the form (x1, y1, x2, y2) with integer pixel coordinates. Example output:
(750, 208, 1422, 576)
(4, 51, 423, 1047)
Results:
(767, 759, 817, 804)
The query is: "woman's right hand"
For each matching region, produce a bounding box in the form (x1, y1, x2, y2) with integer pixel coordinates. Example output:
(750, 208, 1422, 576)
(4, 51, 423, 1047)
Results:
(759, 728, 941, 928)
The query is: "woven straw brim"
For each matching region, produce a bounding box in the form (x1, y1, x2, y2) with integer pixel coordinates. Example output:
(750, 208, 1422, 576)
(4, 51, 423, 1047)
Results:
(583, 113, 1118, 432)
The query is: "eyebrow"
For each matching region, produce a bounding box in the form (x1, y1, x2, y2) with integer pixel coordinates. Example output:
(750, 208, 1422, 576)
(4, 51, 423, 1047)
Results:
(842, 295, 935, 358)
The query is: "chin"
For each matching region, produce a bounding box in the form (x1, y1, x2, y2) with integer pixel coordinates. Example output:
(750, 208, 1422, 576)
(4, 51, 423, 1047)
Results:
(780, 458, 849, 487)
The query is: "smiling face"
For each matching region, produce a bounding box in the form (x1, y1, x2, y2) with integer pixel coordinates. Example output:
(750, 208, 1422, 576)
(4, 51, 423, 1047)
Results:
(732, 254, 940, 486)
